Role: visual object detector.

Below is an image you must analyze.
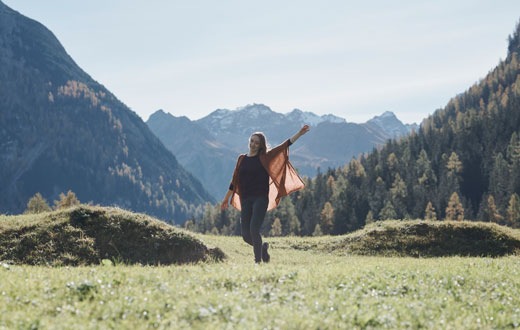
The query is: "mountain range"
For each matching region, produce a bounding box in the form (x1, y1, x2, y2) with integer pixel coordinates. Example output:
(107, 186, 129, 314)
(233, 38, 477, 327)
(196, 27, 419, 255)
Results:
(0, 1, 213, 223)
(147, 105, 417, 199)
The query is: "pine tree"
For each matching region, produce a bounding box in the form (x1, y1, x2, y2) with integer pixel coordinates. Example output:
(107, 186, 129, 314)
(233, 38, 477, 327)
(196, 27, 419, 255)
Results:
(273, 197, 300, 236)
(184, 219, 196, 232)
(295, 182, 318, 236)
(424, 201, 437, 221)
(387, 152, 399, 171)
(326, 175, 336, 201)
(25, 193, 51, 214)
(486, 195, 503, 224)
(199, 202, 217, 234)
(507, 133, 520, 193)
(415, 150, 432, 181)
(53, 190, 80, 210)
(414, 150, 437, 217)
(329, 173, 350, 234)
(270, 217, 283, 237)
(445, 192, 464, 221)
(390, 173, 407, 218)
(222, 208, 241, 236)
(489, 153, 510, 212)
(506, 193, 520, 228)
(365, 210, 375, 225)
(446, 152, 463, 181)
(312, 223, 323, 236)
(319, 202, 334, 234)
(379, 200, 397, 220)
(368, 176, 386, 220)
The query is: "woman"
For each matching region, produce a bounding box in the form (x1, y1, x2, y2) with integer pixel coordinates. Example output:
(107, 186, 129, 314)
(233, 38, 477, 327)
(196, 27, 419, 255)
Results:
(221, 125, 310, 263)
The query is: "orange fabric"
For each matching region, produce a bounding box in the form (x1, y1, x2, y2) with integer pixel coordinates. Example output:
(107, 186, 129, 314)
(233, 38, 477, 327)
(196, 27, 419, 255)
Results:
(229, 139, 305, 211)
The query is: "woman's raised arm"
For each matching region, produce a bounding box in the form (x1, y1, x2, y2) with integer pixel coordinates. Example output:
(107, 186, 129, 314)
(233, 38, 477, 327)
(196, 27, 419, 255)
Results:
(289, 124, 310, 144)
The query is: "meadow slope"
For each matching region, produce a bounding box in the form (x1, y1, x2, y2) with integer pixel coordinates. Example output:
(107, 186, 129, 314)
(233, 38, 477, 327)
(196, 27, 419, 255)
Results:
(1, 229, 520, 328)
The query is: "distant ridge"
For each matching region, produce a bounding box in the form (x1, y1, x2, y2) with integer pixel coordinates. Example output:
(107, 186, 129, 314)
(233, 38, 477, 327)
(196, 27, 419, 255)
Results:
(148, 104, 415, 199)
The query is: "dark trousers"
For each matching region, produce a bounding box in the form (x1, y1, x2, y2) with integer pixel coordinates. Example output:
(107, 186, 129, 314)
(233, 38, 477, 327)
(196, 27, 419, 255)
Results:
(240, 196, 268, 263)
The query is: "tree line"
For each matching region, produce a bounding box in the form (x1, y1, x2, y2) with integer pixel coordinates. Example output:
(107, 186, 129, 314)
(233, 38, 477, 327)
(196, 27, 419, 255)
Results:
(24, 191, 81, 213)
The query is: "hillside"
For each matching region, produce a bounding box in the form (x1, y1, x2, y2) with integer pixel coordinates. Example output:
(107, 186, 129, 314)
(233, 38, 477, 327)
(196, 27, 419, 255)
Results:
(357, 21, 520, 221)
(0, 2, 213, 222)
(295, 20, 520, 232)
(147, 110, 237, 199)
(0, 205, 225, 266)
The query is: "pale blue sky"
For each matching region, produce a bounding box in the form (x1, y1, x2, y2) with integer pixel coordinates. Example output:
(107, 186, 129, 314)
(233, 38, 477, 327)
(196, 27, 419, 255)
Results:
(4, 0, 520, 124)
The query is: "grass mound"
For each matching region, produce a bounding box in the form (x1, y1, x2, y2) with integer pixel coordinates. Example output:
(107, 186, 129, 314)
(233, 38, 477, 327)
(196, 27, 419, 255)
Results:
(0, 205, 225, 266)
(332, 220, 520, 257)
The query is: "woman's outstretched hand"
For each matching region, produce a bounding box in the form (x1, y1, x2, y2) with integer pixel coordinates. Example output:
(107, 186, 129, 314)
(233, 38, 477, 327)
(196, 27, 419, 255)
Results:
(290, 124, 310, 144)
(299, 124, 310, 136)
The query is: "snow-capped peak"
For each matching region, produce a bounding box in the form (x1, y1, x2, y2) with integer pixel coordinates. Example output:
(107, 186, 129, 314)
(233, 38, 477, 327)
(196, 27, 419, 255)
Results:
(286, 109, 346, 126)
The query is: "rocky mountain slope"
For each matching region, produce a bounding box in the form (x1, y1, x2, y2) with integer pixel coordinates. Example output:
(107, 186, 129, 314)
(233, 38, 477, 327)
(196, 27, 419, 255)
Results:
(0, 1, 213, 222)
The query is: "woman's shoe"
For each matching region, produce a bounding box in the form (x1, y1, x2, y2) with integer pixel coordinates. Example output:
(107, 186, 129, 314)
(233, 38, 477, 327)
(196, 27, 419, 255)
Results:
(262, 242, 270, 263)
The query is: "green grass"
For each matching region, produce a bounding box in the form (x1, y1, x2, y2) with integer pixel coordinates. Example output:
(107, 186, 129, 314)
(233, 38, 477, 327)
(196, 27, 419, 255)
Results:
(0, 237, 520, 329)
(2, 208, 520, 329)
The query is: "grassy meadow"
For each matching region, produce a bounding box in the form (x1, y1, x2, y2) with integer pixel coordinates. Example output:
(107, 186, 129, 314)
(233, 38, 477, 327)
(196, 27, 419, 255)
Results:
(1, 207, 520, 329)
